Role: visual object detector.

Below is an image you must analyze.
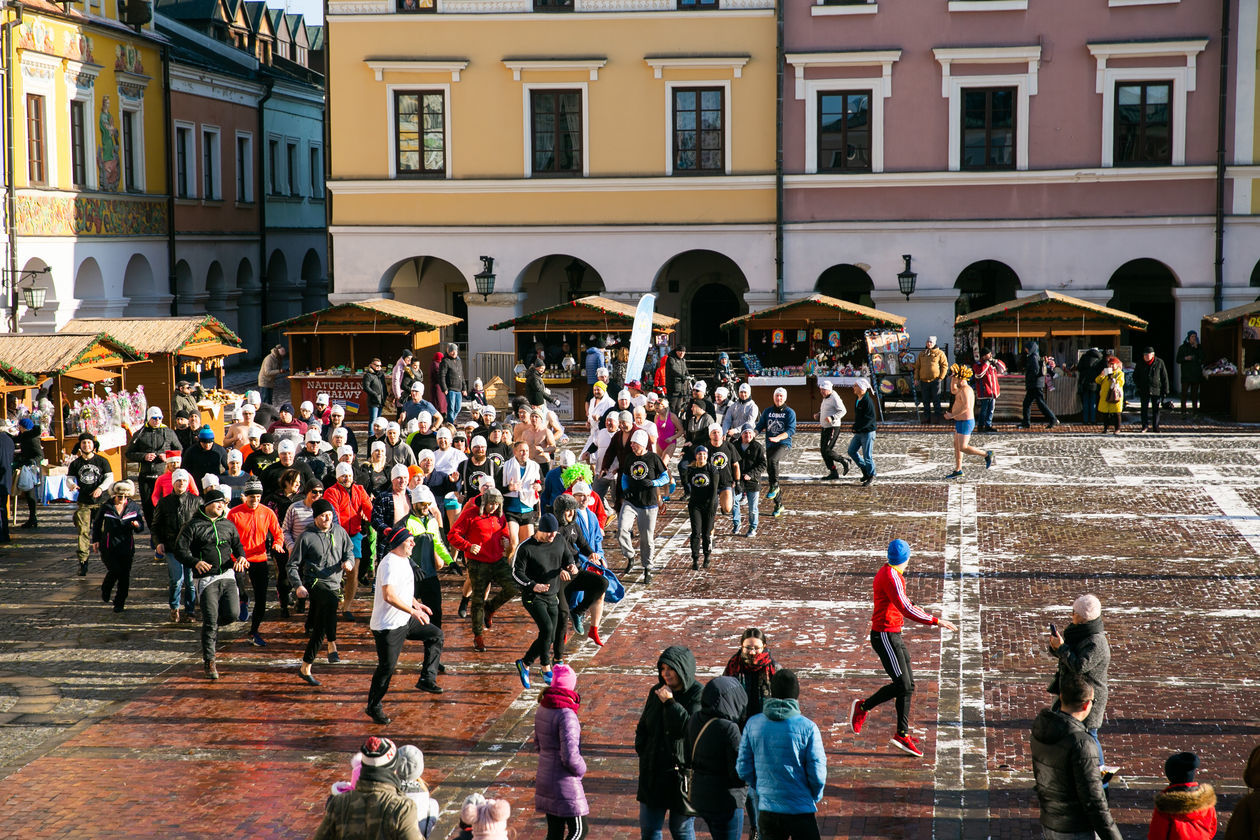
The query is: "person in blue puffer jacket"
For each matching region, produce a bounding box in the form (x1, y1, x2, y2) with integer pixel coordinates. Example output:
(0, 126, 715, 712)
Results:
(736, 669, 827, 839)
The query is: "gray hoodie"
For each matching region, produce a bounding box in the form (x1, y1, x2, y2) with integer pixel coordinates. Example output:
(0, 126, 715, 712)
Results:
(287, 521, 355, 592)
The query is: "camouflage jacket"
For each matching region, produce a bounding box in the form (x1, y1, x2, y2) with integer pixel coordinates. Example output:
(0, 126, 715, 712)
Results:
(312, 778, 421, 840)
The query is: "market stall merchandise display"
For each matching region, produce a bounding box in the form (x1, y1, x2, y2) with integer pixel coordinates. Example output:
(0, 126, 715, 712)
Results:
(267, 299, 463, 415)
(1200, 301, 1260, 421)
(721, 294, 907, 419)
(954, 291, 1148, 419)
(0, 332, 148, 481)
(62, 317, 247, 440)
(488, 296, 678, 421)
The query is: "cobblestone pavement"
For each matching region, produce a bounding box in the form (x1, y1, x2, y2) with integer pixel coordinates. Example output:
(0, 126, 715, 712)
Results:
(0, 429, 1257, 839)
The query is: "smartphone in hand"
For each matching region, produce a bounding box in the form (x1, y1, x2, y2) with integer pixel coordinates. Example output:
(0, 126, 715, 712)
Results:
(1049, 623, 1058, 636)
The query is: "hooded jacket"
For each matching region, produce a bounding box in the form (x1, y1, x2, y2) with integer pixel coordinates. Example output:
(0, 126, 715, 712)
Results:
(736, 697, 826, 815)
(287, 521, 355, 592)
(90, 499, 144, 559)
(1149, 782, 1218, 840)
(1024, 342, 1047, 389)
(1224, 744, 1260, 840)
(175, 507, 245, 578)
(312, 776, 421, 840)
(1030, 708, 1122, 840)
(721, 397, 759, 437)
(533, 697, 589, 818)
(448, 505, 509, 564)
(687, 676, 748, 815)
(125, 424, 182, 480)
(362, 368, 387, 409)
(1048, 617, 1110, 731)
(635, 645, 704, 808)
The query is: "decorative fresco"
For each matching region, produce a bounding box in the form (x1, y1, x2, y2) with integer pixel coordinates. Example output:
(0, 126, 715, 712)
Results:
(16, 194, 167, 237)
(15, 20, 96, 63)
(97, 96, 121, 192)
(114, 43, 145, 75)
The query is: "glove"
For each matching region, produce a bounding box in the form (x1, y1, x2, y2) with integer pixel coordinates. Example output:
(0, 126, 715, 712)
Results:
(551, 398, 561, 407)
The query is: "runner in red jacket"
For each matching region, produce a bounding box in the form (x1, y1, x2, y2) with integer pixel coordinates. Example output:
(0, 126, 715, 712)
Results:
(849, 539, 955, 758)
(324, 463, 375, 621)
(227, 480, 283, 646)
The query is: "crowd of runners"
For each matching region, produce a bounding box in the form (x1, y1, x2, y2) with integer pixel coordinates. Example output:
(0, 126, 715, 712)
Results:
(4, 337, 1256, 840)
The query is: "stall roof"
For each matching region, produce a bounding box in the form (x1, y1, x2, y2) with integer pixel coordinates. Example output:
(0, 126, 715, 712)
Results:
(955, 291, 1148, 330)
(62, 316, 244, 356)
(0, 333, 145, 381)
(721, 294, 906, 330)
(489, 296, 679, 331)
(1202, 300, 1260, 328)
(265, 298, 464, 332)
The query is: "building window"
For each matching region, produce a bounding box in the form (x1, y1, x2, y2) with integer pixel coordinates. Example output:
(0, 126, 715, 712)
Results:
(26, 94, 46, 186)
(534, 0, 574, 10)
(175, 125, 193, 198)
(236, 133, 253, 202)
(677, 0, 719, 8)
(672, 86, 724, 174)
(287, 141, 299, 195)
(961, 87, 1015, 171)
(121, 108, 140, 191)
(1114, 81, 1171, 166)
(202, 127, 221, 199)
(70, 100, 88, 187)
(530, 89, 582, 176)
(310, 146, 323, 197)
(817, 91, 871, 172)
(268, 138, 280, 194)
(395, 90, 446, 176)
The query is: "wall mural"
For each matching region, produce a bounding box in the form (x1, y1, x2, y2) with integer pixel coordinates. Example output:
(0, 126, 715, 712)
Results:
(16, 194, 167, 237)
(98, 95, 121, 192)
(115, 43, 145, 76)
(15, 21, 96, 64)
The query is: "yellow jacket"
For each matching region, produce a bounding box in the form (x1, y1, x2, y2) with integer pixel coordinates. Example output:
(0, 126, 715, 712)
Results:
(1095, 370, 1125, 413)
(914, 347, 949, 382)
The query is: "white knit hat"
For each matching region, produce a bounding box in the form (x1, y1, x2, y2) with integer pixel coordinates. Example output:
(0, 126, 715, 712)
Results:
(630, 429, 649, 447)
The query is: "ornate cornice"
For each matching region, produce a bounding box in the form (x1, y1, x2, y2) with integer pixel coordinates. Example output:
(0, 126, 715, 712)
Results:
(116, 69, 151, 101)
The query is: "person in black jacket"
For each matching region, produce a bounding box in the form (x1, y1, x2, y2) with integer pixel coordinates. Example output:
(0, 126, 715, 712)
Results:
(1176, 331, 1204, 412)
(666, 346, 690, 416)
(0, 427, 13, 543)
(637, 644, 703, 840)
(14, 417, 44, 528)
(526, 359, 559, 409)
(732, 424, 765, 538)
(847, 380, 879, 487)
(182, 425, 228, 492)
(552, 494, 608, 638)
(91, 481, 144, 613)
(152, 469, 200, 623)
(126, 407, 182, 530)
(1019, 340, 1059, 429)
(686, 446, 720, 570)
(511, 513, 577, 689)
(174, 489, 247, 680)
(1030, 675, 1123, 840)
(67, 432, 113, 575)
(1074, 348, 1104, 426)
(688, 676, 749, 840)
(441, 343, 467, 424)
(1133, 346, 1171, 433)
(362, 357, 387, 424)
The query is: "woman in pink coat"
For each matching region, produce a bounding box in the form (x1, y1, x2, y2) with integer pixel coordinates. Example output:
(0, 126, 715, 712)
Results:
(534, 663, 589, 839)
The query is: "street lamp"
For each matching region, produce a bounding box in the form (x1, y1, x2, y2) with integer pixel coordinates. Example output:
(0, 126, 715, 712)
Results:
(474, 256, 496, 300)
(897, 254, 917, 301)
(564, 258, 585, 300)
(4, 265, 52, 331)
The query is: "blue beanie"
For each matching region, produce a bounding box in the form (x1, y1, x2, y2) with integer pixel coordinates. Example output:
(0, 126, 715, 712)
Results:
(887, 539, 910, 565)
(197, 424, 215, 441)
(18, 417, 34, 430)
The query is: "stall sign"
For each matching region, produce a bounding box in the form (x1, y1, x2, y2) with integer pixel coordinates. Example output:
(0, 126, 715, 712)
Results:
(552, 387, 575, 422)
(1245, 315, 1260, 341)
(866, 329, 910, 354)
(300, 377, 368, 415)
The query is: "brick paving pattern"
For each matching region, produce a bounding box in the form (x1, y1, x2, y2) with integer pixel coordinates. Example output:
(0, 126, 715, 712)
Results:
(0, 428, 1256, 839)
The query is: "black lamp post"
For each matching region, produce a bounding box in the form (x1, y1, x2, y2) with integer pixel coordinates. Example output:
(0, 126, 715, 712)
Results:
(474, 256, 496, 301)
(5, 265, 52, 331)
(564, 258, 585, 300)
(897, 254, 917, 301)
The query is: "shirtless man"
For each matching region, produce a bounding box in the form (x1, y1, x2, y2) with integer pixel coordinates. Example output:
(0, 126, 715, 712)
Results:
(942, 366, 995, 479)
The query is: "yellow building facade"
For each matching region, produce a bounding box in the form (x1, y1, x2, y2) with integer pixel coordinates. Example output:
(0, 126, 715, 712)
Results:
(4, 0, 169, 328)
(326, 0, 776, 352)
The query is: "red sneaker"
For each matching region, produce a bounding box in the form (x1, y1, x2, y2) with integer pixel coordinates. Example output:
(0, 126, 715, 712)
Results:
(473, 633, 486, 652)
(587, 626, 605, 647)
(849, 699, 867, 734)
(891, 733, 924, 757)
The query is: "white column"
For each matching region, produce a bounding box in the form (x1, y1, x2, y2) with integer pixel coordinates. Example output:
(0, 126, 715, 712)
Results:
(873, 288, 957, 357)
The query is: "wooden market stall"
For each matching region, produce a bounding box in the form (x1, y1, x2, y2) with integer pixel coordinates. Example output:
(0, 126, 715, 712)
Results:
(267, 298, 462, 418)
(488, 296, 679, 422)
(62, 317, 247, 441)
(0, 333, 147, 487)
(721, 294, 908, 419)
(954, 291, 1148, 419)
(1200, 301, 1260, 422)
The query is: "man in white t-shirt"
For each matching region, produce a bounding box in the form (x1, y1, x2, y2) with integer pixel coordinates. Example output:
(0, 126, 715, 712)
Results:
(365, 525, 445, 726)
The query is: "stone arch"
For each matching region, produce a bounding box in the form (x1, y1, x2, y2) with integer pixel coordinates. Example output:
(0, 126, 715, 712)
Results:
(300, 248, 327, 312)
(174, 260, 195, 299)
(381, 255, 467, 347)
(517, 254, 606, 313)
(73, 257, 107, 317)
(816, 264, 875, 307)
(16, 258, 56, 332)
(266, 249, 301, 327)
(955, 259, 1021, 318)
(653, 249, 749, 349)
(122, 253, 164, 316)
(1108, 258, 1179, 365)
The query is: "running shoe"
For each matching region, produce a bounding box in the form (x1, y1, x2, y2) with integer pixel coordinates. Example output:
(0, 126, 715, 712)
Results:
(746, 529, 758, 538)
(985, 450, 995, 469)
(692, 556, 700, 570)
(850, 699, 867, 734)
(860, 476, 874, 487)
(458, 596, 470, 619)
(250, 633, 267, 647)
(515, 659, 531, 689)
(945, 470, 963, 479)
(821, 472, 840, 481)
(766, 486, 779, 500)
(572, 611, 585, 635)
(238, 603, 250, 623)
(773, 504, 784, 518)
(473, 633, 486, 652)
(365, 706, 391, 725)
(587, 626, 605, 646)
(543, 670, 553, 687)
(891, 733, 924, 757)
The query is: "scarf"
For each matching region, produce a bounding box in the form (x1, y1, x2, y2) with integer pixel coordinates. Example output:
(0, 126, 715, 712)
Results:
(725, 650, 775, 679)
(539, 686, 581, 712)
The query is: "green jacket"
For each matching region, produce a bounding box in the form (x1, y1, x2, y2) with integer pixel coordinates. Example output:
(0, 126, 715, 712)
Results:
(405, 513, 452, 580)
(312, 778, 420, 840)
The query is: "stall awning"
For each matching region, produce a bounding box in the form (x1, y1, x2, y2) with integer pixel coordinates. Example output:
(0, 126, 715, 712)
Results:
(64, 366, 123, 383)
(489, 296, 679, 332)
(721, 294, 906, 330)
(1202, 300, 1260, 328)
(955, 291, 1148, 331)
(0, 332, 145, 381)
(179, 342, 250, 360)
(266, 298, 463, 333)
(62, 316, 244, 356)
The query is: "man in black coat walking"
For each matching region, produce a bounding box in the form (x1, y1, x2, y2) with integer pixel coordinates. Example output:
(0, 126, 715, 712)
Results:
(361, 357, 387, 424)
(1133, 346, 1170, 433)
(666, 346, 690, 416)
(1019, 341, 1059, 429)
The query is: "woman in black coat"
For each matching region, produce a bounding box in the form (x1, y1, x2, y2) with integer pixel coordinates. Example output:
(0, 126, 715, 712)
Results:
(91, 481, 145, 612)
(636, 644, 704, 840)
(687, 676, 749, 840)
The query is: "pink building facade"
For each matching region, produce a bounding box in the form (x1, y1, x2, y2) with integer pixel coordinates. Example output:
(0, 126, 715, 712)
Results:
(782, 0, 1254, 367)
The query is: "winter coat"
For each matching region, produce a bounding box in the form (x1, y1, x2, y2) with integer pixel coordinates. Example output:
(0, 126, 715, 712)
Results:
(227, 503, 283, 563)
(441, 355, 466, 394)
(287, 522, 354, 592)
(525, 368, 551, 407)
(183, 443, 229, 492)
(429, 354, 448, 416)
(819, 391, 846, 428)
(1224, 744, 1260, 840)
(324, 482, 373, 536)
(1047, 617, 1110, 731)
(174, 508, 245, 578)
(665, 354, 690, 397)
(1096, 370, 1126, 414)
(1024, 343, 1047, 389)
(1134, 356, 1171, 398)
(1149, 783, 1218, 840)
(722, 397, 759, 437)
(91, 500, 144, 560)
(635, 645, 703, 809)
(735, 438, 766, 491)
(151, 490, 199, 549)
(913, 346, 948, 382)
(973, 360, 1001, 400)
(686, 677, 748, 816)
(1177, 341, 1205, 385)
(257, 349, 285, 388)
(1076, 349, 1104, 395)
(312, 776, 421, 840)
(126, 424, 182, 479)
(15, 425, 42, 467)
(736, 698, 826, 815)
(534, 701, 589, 818)
(852, 391, 878, 434)
(0, 432, 13, 494)
(362, 369, 387, 409)
(447, 506, 509, 564)
(1030, 708, 1122, 840)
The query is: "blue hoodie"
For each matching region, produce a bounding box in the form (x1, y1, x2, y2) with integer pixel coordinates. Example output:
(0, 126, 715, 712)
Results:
(736, 698, 826, 814)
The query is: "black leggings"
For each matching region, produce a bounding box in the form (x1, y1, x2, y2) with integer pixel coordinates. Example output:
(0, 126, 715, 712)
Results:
(1100, 411, 1121, 433)
(302, 586, 339, 664)
(101, 553, 133, 609)
(766, 444, 789, 489)
(274, 550, 292, 611)
(820, 427, 845, 472)
(415, 575, 443, 628)
(688, 504, 715, 559)
(864, 630, 915, 735)
(546, 814, 587, 840)
(1181, 382, 1201, 409)
(565, 570, 607, 617)
(522, 594, 563, 667)
(248, 561, 270, 634)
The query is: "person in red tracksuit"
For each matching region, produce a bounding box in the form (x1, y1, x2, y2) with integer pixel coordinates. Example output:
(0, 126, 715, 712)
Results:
(849, 539, 956, 758)
(324, 462, 375, 622)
